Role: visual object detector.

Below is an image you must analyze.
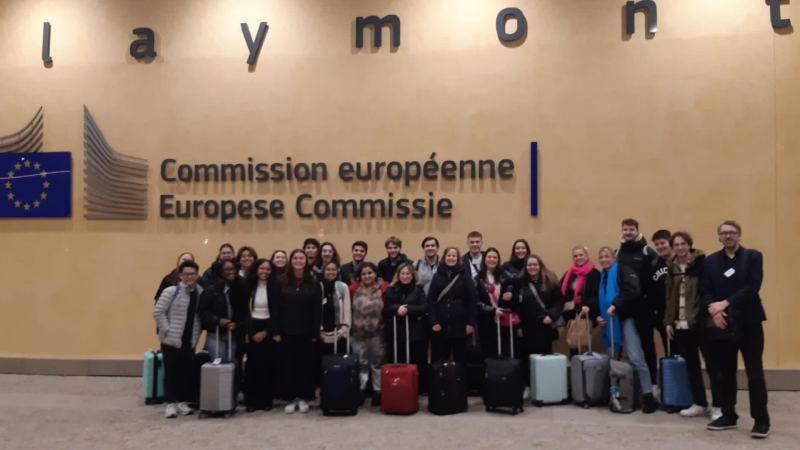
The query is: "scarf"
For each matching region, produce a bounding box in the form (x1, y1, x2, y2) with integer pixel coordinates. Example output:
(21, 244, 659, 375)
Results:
(561, 261, 595, 305)
(397, 282, 416, 297)
(599, 263, 623, 351)
(486, 278, 519, 327)
(322, 279, 337, 298)
(444, 264, 461, 275)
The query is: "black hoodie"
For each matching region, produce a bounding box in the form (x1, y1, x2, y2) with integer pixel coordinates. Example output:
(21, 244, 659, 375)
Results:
(616, 238, 655, 316)
(378, 253, 409, 283)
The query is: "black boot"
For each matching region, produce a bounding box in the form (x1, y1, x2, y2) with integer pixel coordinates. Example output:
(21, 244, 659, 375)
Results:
(642, 393, 660, 414)
(371, 392, 382, 407)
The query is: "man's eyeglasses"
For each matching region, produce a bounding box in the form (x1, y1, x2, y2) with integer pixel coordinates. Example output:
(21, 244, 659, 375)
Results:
(718, 231, 739, 237)
(180, 273, 198, 278)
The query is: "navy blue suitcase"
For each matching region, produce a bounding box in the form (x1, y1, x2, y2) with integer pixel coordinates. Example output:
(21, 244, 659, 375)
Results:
(660, 339, 693, 412)
(320, 325, 360, 416)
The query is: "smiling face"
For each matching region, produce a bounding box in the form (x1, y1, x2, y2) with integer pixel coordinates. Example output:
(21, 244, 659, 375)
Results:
(485, 251, 499, 270)
(572, 248, 588, 267)
(321, 245, 335, 263)
(654, 239, 671, 258)
(291, 252, 308, 272)
(468, 237, 482, 254)
(526, 257, 541, 278)
(257, 261, 272, 281)
(179, 266, 198, 287)
(239, 250, 254, 269)
(219, 246, 235, 261)
(272, 252, 287, 268)
(598, 250, 615, 269)
(352, 245, 367, 263)
(304, 244, 318, 261)
(360, 267, 377, 286)
(514, 242, 528, 259)
(444, 249, 459, 266)
(323, 263, 339, 281)
(221, 261, 237, 282)
(387, 243, 401, 259)
(398, 267, 413, 285)
(423, 239, 439, 258)
(621, 225, 639, 242)
(672, 236, 690, 259)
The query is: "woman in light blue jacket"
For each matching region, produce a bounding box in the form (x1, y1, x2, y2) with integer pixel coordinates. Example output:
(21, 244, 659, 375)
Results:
(153, 260, 204, 419)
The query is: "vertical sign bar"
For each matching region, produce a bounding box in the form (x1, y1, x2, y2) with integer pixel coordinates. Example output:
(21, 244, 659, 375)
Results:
(531, 142, 538, 217)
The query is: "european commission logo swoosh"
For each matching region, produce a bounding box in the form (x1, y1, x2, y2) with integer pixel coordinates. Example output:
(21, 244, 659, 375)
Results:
(0, 152, 72, 218)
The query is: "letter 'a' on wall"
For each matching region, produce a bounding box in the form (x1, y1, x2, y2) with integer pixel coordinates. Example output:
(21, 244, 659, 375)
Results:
(626, 0, 658, 35)
(355, 15, 401, 48)
(768, 0, 792, 28)
(496, 8, 528, 42)
(130, 28, 157, 58)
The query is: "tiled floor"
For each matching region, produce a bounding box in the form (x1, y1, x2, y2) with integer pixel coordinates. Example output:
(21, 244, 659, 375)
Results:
(0, 374, 796, 449)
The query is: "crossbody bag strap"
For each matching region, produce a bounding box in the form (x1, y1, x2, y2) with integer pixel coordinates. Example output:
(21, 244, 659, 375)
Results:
(437, 274, 460, 302)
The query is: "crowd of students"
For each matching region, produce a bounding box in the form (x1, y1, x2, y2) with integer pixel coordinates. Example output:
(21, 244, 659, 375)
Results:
(152, 218, 770, 439)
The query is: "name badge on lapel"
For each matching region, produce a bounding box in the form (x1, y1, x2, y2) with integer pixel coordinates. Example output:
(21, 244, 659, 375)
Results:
(724, 268, 736, 278)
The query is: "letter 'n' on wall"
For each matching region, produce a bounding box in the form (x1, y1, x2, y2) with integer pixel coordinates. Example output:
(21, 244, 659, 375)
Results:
(355, 15, 401, 49)
(625, 0, 658, 36)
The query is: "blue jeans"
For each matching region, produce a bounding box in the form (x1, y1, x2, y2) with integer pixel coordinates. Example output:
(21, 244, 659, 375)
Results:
(203, 335, 237, 364)
(606, 318, 653, 395)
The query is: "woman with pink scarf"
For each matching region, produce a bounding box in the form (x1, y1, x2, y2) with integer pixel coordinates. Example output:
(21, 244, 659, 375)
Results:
(559, 246, 601, 356)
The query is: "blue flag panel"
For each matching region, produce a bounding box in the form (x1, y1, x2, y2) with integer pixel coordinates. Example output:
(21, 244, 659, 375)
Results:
(0, 152, 72, 218)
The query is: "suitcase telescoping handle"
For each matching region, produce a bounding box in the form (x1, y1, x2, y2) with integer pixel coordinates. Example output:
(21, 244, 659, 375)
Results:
(214, 326, 233, 362)
(496, 310, 514, 359)
(392, 315, 411, 364)
(333, 324, 350, 355)
(576, 310, 592, 354)
(609, 315, 615, 359)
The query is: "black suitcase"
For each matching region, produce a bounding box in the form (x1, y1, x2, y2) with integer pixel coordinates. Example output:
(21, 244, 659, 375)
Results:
(428, 361, 468, 416)
(320, 325, 360, 416)
(483, 317, 524, 414)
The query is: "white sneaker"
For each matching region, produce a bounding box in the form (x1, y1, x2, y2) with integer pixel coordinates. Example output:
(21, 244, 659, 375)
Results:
(652, 385, 661, 401)
(176, 402, 193, 416)
(165, 403, 177, 419)
(522, 387, 530, 400)
(680, 404, 711, 418)
(285, 399, 298, 414)
(298, 399, 310, 413)
(711, 407, 722, 421)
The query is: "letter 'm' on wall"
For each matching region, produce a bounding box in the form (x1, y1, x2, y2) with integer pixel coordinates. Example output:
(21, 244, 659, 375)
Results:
(626, 0, 658, 35)
(241, 22, 268, 64)
(768, 0, 791, 28)
(42, 22, 52, 63)
(496, 8, 528, 42)
(355, 15, 401, 48)
(130, 28, 157, 58)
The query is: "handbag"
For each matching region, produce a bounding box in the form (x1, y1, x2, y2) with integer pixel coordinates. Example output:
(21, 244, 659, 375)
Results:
(528, 283, 565, 329)
(705, 307, 742, 341)
(566, 316, 591, 349)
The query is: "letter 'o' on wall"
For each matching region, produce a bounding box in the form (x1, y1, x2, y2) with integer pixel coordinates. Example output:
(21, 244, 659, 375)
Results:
(496, 8, 527, 42)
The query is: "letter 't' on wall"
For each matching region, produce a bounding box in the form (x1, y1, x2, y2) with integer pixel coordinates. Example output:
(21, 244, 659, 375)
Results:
(130, 28, 157, 58)
(496, 8, 527, 42)
(768, 0, 791, 28)
(355, 15, 401, 48)
(625, 0, 658, 35)
(42, 22, 52, 63)
(241, 22, 268, 64)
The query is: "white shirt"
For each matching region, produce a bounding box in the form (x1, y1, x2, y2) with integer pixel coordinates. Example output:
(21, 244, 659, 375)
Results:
(252, 281, 270, 319)
(676, 263, 689, 330)
(469, 255, 483, 279)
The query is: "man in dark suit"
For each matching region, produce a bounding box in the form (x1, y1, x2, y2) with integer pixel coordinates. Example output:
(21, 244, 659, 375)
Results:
(701, 220, 769, 439)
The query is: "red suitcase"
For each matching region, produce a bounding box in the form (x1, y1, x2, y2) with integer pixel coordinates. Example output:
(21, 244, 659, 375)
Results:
(381, 316, 419, 415)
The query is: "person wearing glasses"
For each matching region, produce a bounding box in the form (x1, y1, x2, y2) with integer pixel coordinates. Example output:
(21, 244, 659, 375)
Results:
(154, 252, 195, 303)
(702, 221, 769, 439)
(153, 261, 204, 419)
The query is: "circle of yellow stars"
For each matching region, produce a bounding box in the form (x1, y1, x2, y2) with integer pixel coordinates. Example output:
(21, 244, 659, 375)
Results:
(6, 158, 49, 212)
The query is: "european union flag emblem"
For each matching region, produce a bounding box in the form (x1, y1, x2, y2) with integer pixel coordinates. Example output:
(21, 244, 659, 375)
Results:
(0, 152, 71, 218)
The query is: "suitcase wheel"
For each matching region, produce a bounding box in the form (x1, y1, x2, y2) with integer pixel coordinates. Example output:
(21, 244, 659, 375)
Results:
(511, 408, 518, 416)
(485, 406, 491, 412)
(198, 412, 208, 420)
(532, 400, 544, 408)
(350, 410, 358, 416)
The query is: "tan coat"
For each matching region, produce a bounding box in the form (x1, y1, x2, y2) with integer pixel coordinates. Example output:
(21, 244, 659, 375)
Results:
(664, 249, 706, 330)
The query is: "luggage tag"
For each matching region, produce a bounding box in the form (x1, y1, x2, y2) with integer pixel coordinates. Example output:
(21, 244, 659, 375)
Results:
(591, 352, 604, 359)
(213, 358, 222, 365)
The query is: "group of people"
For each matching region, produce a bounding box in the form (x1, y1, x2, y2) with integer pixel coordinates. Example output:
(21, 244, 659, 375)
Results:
(152, 218, 770, 439)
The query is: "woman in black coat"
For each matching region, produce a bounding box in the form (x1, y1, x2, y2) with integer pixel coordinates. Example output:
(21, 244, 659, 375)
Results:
(198, 260, 248, 363)
(500, 239, 531, 278)
(243, 259, 282, 412)
(475, 248, 513, 358)
(427, 247, 478, 363)
(383, 262, 429, 394)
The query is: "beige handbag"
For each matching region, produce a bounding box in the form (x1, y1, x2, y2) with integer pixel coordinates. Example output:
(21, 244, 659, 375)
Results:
(566, 315, 591, 350)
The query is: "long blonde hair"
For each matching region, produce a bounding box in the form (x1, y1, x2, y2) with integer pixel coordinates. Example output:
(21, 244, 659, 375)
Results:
(521, 254, 559, 292)
(390, 262, 419, 286)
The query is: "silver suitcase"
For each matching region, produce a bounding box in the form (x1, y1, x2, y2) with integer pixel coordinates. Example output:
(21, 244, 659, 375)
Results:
(570, 315, 610, 407)
(199, 328, 236, 418)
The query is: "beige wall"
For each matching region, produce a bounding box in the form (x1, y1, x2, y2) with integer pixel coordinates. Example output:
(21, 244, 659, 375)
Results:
(0, 0, 797, 368)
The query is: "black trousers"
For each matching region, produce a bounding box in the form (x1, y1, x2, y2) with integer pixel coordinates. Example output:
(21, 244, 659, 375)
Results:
(703, 322, 769, 425)
(244, 320, 278, 408)
(431, 334, 467, 364)
(673, 329, 708, 407)
(161, 343, 194, 404)
(635, 314, 660, 385)
(280, 335, 316, 401)
(386, 338, 430, 395)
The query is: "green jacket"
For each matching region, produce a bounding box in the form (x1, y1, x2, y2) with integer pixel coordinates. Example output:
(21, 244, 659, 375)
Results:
(664, 249, 706, 330)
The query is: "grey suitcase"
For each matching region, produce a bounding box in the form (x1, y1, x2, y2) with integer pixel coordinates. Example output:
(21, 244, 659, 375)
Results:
(570, 313, 610, 407)
(198, 328, 236, 419)
(609, 316, 640, 413)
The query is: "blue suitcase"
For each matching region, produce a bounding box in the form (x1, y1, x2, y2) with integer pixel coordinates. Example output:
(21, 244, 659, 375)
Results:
(530, 354, 569, 406)
(143, 350, 165, 405)
(660, 339, 693, 412)
(320, 325, 360, 416)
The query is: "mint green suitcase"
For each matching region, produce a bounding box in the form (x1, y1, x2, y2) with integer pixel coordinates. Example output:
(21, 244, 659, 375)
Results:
(143, 350, 165, 404)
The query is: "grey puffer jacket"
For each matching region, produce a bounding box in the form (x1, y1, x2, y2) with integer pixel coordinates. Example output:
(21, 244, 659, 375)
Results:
(154, 282, 204, 348)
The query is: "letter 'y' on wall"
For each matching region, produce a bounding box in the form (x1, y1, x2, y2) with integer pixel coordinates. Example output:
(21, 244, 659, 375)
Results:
(625, 0, 658, 35)
(241, 22, 268, 64)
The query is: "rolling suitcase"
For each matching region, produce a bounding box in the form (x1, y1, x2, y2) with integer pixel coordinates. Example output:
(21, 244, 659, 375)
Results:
(198, 328, 237, 419)
(428, 361, 468, 416)
(483, 317, 524, 414)
(381, 316, 419, 415)
(660, 338, 693, 413)
(570, 314, 610, 407)
(143, 350, 165, 405)
(609, 317, 640, 414)
(530, 353, 569, 406)
(320, 325, 360, 416)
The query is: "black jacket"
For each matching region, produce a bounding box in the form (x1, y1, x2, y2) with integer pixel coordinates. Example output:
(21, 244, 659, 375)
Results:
(427, 264, 478, 338)
(340, 262, 360, 286)
(645, 256, 669, 316)
(199, 263, 222, 289)
(603, 264, 642, 322)
(198, 281, 249, 340)
(616, 239, 655, 315)
(378, 254, 409, 283)
(511, 279, 564, 345)
(383, 284, 428, 344)
(500, 260, 525, 278)
(701, 247, 766, 324)
(277, 277, 323, 339)
(244, 281, 283, 338)
(475, 275, 508, 331)
(560, 268, 601, 321)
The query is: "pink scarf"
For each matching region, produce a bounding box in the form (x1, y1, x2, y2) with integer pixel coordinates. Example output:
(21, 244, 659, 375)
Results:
(561, 261, 595, 305)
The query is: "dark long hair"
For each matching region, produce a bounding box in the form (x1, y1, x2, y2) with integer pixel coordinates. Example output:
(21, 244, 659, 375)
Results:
(286, 249, 313, 285)
(320, 242, 341, 266)
(477, 247, 502, 281)
(520, 254, 559, 292)
(270, 250, 288, 276)
(211, 259, 243, 289)
(356, 262, 379, 287)
(508, 239, 531, 265)
(246, 258, 272, 292)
